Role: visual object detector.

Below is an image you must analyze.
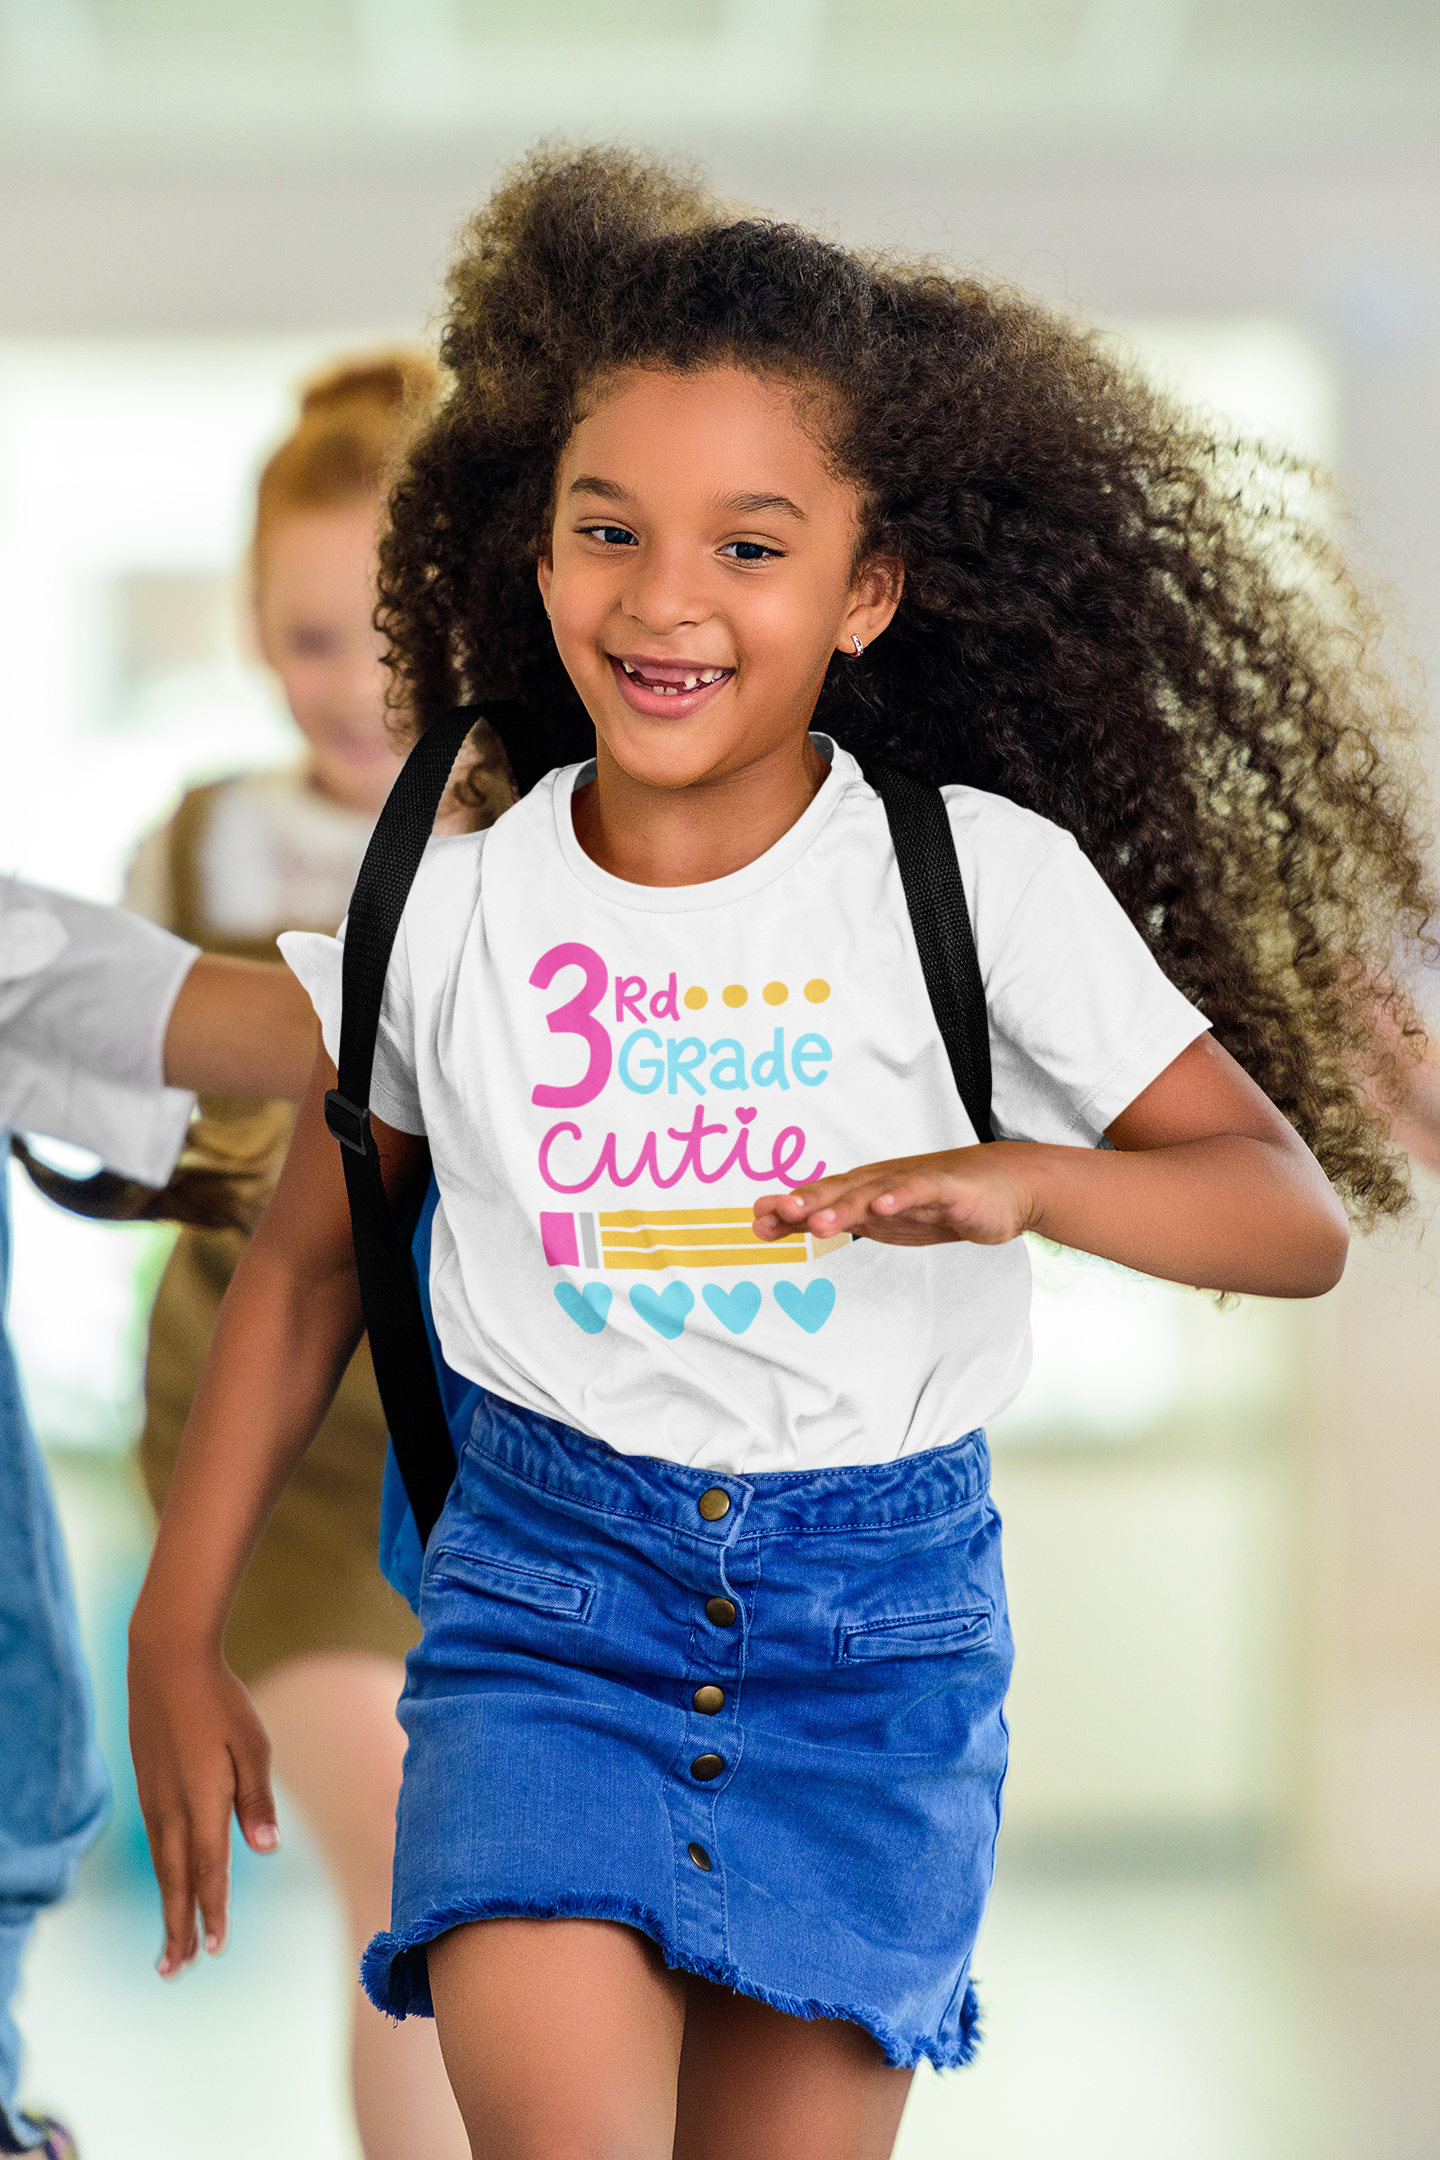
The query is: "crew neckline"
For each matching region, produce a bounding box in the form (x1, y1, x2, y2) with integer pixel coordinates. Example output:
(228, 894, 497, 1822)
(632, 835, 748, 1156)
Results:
(550, 735, 859, 915)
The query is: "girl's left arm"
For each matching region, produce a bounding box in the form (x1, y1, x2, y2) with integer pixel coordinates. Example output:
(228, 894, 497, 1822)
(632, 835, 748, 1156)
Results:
(754, 1033, 1349, 1297)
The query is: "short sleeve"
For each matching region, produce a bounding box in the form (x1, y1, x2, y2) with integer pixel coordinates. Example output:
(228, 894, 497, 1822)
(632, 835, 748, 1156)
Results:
(950, 797, 1211, 1146)
(279, 919, 426, 1136)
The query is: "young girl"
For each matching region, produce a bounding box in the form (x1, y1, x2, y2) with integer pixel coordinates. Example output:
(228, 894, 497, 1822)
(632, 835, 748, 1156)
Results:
(125, 353, 486, 2159)
(128, 149, 1430, 2160)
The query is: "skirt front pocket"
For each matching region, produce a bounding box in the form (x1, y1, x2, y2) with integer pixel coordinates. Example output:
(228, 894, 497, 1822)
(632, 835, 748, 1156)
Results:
(424, 1543, 596, 1622)
(839, 1606, 993, 1662)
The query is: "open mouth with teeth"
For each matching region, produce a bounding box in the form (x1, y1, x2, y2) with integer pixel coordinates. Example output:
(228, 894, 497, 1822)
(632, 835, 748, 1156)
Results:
(609, 654, 736, 713)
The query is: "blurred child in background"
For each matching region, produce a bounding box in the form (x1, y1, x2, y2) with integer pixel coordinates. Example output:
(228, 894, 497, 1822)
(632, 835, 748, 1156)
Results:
(124, 352, 494, 2160)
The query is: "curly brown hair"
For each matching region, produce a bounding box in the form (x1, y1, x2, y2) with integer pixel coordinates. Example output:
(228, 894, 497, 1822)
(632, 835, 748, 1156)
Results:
(377, 144, 1434, 1223)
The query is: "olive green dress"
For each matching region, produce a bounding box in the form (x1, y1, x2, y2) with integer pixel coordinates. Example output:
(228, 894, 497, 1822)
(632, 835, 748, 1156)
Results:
(135, 779, 420, 1683)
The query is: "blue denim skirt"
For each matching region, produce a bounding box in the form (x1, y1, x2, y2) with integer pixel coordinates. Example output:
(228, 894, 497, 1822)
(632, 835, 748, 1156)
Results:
(362, 1389, 1013, 2070)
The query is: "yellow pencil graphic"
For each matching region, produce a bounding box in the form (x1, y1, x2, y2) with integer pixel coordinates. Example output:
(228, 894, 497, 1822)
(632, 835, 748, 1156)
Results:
(539, 1206, 849, 1271)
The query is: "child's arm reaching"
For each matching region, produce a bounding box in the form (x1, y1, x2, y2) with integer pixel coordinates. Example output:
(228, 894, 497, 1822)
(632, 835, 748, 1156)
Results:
(754, 1034, 1349, 1298)
(127, 1050, 430, 1977)
(162, 953, 319, 1102)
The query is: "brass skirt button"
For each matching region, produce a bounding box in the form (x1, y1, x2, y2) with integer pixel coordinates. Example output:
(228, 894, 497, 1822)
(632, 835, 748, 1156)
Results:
(690, 1753, 726, 1781)
(705, 1597, 737, 1628)
(698, 1488, 731, 1521)
(692, 1684, 725, 1715)
(688, 1841, 713, 1871)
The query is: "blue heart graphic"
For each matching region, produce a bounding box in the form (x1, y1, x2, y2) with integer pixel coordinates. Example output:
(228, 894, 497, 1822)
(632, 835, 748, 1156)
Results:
(554, 1281, 613, 1335)
(629, 1282, 695, 1341)
(773, 1279, 837, 1334)
(703, 1281, 762, 1335)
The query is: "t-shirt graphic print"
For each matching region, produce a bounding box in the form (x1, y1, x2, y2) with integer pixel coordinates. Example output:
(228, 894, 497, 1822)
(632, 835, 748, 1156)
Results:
(282, 740, 1208, 1477)
(530, 938, 849, 1344)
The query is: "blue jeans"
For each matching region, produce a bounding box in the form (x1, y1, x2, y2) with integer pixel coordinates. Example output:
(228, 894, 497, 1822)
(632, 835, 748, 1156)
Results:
(0, 1150, 110, 2150)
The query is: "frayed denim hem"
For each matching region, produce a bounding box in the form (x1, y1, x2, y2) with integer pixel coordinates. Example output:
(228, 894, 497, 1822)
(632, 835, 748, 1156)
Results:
(360, 1894, 982, 2071)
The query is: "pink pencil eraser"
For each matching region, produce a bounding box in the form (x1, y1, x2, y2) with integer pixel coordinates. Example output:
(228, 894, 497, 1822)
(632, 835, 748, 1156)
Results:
(540, 1211, 580, 1266)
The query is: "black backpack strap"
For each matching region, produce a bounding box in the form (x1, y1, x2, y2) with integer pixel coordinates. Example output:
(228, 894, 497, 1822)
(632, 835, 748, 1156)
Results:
(867, 762, 995, 1143)
(324, 701, 536, 1546)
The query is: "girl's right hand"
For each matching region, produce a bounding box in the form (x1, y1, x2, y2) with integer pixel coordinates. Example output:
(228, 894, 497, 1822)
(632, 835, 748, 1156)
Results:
(128, 1629, 281, 1976)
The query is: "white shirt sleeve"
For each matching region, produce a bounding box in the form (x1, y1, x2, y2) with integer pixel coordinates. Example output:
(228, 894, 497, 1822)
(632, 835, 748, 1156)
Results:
(279, 917, 425, 1136)
(950, 794, 1211, 1145)
(0, 878, 200, 1182)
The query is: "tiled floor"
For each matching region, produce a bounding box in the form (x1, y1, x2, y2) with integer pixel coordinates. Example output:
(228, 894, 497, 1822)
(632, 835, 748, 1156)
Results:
(13, 1836, 1440, 2160)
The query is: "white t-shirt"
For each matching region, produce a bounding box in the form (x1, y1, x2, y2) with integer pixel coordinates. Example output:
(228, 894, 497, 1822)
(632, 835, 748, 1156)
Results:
(1, 879, 198, 1182)
(283, 741, 1208, 1475)
(125, 767, 374, 938)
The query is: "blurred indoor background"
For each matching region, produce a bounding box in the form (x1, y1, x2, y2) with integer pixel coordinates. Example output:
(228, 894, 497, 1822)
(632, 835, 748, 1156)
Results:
(2, 4, 1439, 2155)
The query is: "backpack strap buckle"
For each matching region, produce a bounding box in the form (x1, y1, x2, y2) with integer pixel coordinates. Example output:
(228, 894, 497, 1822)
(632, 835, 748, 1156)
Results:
(324, 1089, 372, 1156)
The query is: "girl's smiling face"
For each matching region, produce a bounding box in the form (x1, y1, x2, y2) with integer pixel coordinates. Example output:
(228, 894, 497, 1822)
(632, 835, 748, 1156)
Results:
(538, 364, 901, 796)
